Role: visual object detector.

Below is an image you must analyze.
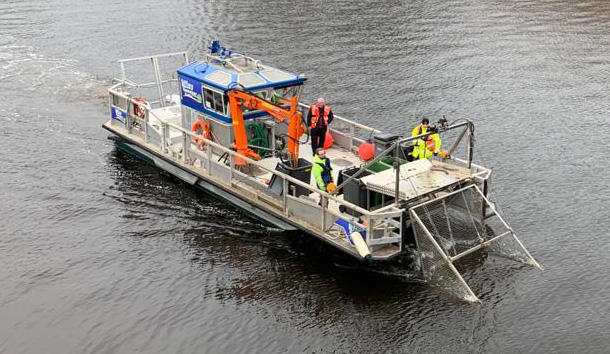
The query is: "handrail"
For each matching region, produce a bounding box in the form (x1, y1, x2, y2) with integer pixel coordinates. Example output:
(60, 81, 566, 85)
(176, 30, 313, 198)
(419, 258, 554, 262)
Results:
(118, 51, 189, 64)
(111, 88, 476, 218)
(298, 102, 381, 134)
(205, 53, 265, 73)
(110, 88, 390, 218)
(164, 119, 378, 217)
(113, 79, 178, 89)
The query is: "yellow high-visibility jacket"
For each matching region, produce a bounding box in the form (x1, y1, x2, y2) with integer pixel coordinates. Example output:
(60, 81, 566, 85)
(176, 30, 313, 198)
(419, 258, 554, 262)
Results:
(411, 124, 441, 159)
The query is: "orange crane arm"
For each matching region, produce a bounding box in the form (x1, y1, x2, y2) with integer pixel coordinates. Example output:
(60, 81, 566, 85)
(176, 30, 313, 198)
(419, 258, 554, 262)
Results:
(227, 90, 304, 165)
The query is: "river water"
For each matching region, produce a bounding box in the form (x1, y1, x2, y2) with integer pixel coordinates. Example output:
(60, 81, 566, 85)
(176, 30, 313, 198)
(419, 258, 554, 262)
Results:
(1, 0, 609, 353)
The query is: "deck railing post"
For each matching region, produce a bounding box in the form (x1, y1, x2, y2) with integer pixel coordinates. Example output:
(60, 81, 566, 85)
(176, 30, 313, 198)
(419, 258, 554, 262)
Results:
(321, 195, 326, 230)
(120, 62, 126, 82)
(144, 112, 149, 144)
(283, 177, 289, 215)
(467, 121, 474, 169)
(206, 145, 212, 175)
(394, 143, 400, 202)
(271, 127, 276, 158)
(160, 123, 167, 153)
(125, 99, 132, 134)
(183, 132, 189, 164)
(349, 124, 355, 151)
(151, 56, 165, 108)
(229, 154, 234, 184)
(366, 215, 373, 246)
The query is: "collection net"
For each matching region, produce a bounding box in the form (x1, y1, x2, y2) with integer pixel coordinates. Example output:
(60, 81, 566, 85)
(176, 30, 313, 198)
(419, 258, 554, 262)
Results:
(411, 184, 539, 302)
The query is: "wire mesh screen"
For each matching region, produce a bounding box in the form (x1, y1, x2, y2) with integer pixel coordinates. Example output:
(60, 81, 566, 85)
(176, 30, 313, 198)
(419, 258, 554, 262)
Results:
(411, 213, 479, 302)
(415, 186, 489, 258)
(489, 232, 540, 267)
(410, 184, 540, 302)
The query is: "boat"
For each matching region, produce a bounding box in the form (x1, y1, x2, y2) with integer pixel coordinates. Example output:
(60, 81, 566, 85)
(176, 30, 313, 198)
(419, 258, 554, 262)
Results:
(103, 41, 541, 302)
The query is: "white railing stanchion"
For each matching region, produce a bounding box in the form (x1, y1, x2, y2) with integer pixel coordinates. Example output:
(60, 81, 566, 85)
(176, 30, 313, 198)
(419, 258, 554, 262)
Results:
(182, 132, 189, 163)
(366, 215, 372, 246)
(206, 146, 212, 175)
(321, 195, 326, 230)
(283, 178, 289, 216)
(229, 154, 234, 185)
(144, 112, 149, 144)
(161, 123, 167, 153)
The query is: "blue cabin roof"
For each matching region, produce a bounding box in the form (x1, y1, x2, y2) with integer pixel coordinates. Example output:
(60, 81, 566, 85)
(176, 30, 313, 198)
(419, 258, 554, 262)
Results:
(177, 61, 306, 92)
(176, 43, 307, 123)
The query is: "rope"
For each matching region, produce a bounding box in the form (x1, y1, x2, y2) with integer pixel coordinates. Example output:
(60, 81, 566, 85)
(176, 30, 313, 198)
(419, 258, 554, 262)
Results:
(245, 122, 269, 158)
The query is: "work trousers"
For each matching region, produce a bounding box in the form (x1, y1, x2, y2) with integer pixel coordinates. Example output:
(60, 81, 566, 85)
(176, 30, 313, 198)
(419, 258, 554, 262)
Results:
(311, 127, 327, 154)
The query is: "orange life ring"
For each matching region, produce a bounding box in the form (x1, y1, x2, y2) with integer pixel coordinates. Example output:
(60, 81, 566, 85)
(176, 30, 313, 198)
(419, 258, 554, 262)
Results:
(133, 98, 149, 118)
(192, 119, 212, 148)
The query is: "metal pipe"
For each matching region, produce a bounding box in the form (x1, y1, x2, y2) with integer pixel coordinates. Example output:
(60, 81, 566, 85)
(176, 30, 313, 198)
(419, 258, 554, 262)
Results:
(394, 142, 400, 202)
(450, 231, 512, 262)
(229, 150, 234, 184)
(321, 196, 326, 229)
(283, 178, 288, 215)
(448, 126, 468, 156)
(206, 145, 212, 175)
(297, 102, 382, 134)
(120, 62, 126, 82)
(151, 56, 165, 108)
(144, 114, 149, 144)
(366, 215, 372, 246)
(467, 121, 474, 169)
(183, 132, 189, 163)
(160, 123, 167, 153)
(118, 51, 189, 64)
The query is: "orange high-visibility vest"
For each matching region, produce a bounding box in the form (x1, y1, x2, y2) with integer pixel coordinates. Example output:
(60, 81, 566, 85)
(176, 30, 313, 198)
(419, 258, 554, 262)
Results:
(310, 105, 330, 129)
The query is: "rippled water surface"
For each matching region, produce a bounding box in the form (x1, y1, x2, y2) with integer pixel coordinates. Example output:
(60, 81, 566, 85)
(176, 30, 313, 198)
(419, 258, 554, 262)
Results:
(1, 0, 610, 353)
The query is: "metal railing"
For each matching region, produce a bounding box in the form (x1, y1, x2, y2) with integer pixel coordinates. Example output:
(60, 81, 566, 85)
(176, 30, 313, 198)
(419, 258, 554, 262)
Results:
(108, 87, 404, 255)
(298, 102, 381, 152)
(116, 52, 189, 109)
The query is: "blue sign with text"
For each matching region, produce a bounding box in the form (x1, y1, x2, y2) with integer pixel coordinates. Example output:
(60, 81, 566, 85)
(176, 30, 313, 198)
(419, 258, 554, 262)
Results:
(178, 75, 203, 109)
(111, 105, 127, 125)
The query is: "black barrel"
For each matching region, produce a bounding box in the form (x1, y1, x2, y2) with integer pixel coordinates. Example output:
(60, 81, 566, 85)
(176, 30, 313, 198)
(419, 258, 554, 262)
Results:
(268, 158, 312, 197)
(340, 166, 372, 216)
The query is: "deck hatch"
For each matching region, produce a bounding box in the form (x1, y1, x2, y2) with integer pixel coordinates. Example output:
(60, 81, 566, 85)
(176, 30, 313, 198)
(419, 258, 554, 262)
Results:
(258, 69, 296, 83)
(205, 71, 231, 86)
(238, 73, 266, 87)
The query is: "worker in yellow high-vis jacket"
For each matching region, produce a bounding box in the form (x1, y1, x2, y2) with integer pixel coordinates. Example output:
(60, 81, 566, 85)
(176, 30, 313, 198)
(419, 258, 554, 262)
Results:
(411, 118, 442, 160)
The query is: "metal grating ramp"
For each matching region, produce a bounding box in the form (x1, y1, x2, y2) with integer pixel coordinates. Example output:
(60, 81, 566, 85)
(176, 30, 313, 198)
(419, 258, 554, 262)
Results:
(410, 184, 542, 302)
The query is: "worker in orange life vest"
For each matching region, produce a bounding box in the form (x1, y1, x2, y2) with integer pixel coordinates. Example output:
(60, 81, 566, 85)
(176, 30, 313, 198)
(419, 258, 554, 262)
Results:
(307, 98, 334, 154)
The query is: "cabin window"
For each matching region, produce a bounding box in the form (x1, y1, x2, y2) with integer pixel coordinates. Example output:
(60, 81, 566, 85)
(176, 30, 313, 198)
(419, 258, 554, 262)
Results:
(240, 90, 268, 113)
(253, 90, 267, 100)
(203, 87, 226, 115)
(282, 86, 300, 100)
(269, 89, 282, 104)
(266, 86, 300, 105)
